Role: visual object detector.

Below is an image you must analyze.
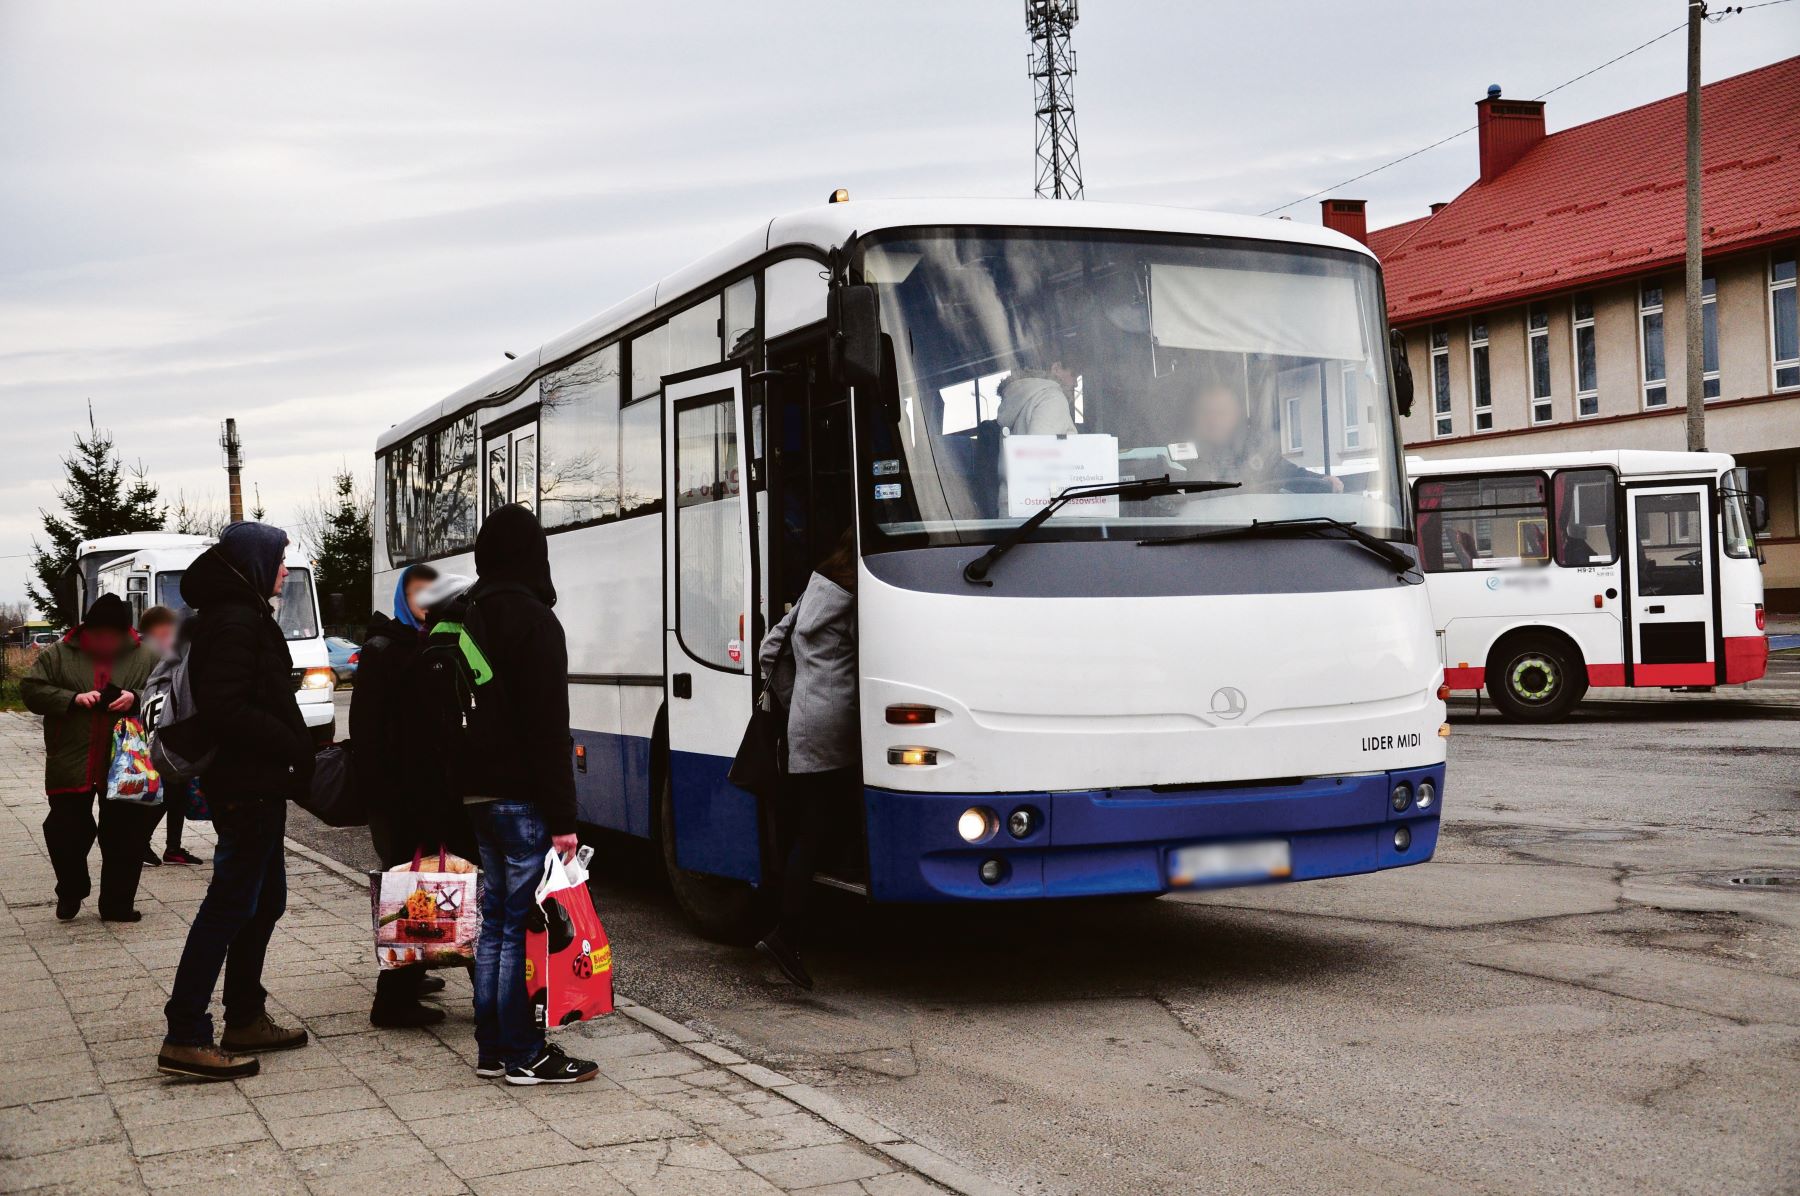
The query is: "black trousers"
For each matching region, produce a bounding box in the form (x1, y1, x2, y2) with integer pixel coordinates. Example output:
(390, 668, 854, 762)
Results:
(369, 806, 428, 1010)
(151, 801, 185, 852)
(776, 767, 861, 940)
(43, 789, 157, 915)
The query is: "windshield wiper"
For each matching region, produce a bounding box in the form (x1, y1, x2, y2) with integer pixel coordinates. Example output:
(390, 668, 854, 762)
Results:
(963, 475, 1239, 585)
(1139, 515, 1421, 580)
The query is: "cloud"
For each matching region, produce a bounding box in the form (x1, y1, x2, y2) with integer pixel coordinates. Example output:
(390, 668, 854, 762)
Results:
(2, 0, 1790, 607)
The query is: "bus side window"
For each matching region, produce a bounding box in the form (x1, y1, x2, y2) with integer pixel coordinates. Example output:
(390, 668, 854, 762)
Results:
(1553, 468, 1618, 567)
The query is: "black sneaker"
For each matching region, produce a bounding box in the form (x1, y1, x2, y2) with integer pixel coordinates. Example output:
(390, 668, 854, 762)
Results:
(756, 931, 814, 991)
(418, 974, 447, 996)
(503, 1042, 598, 1086)
(55, 897, 81, 921)
(163, 847, 206, 866)
(369, 1002, 447, 1029)
(474, 1060, 505, 1079)
(142, 846, 163, 867)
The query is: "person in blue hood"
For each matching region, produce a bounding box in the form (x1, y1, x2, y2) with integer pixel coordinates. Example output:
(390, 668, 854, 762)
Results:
(350, 563, 466, 1029)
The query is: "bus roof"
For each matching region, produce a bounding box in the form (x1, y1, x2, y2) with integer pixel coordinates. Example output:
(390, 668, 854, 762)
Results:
(1408, 449, 1739, 479)
(78, 532, 311, 568)
(376, 198, 1375, 454)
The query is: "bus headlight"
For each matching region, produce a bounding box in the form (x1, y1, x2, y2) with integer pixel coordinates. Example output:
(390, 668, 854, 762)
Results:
(1416, 780, 1436, 810)
(1390, 783, 1413, 813)
(887, 747, 939, 767)
(1393, 825, 1412, 852)
(300, 667, 334, 692)
(957, 807, 995, 843)
(1007, 808, 1035, 839)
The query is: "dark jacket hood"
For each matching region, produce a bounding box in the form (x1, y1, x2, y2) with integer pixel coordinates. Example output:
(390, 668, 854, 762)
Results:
(473, 503, 555, 606)
(218, 521, 290, 597)
(181, 543, 272, 611)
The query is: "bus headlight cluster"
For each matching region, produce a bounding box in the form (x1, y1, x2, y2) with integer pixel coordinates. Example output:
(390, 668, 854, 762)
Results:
(1416, 780, 1436, 810)
(1390, 782, 1413, 813)
(300, 667, 334, 692)
(1007, 808, 1035, 839)
(958, 807, 996, 843)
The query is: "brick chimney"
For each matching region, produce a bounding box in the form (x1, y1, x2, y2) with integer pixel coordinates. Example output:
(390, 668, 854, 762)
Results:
(1320, 198, 1368, 244)
(1476, 85, 1546, 183)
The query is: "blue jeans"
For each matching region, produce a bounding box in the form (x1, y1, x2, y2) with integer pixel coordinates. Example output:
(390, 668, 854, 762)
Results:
(470, 801, 549, 1068)
(163, 798, 288, 1046)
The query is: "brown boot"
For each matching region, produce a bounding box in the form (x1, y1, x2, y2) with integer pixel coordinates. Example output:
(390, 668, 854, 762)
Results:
(219, 1013, 309, 1053)
(158, 1043, 259, 1081)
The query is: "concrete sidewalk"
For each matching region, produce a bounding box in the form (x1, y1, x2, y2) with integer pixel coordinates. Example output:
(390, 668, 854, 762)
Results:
(0, 714, 996, 1196)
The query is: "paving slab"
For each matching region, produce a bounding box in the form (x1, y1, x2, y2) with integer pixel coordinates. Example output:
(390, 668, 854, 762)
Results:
(0, 713, 978, 1196)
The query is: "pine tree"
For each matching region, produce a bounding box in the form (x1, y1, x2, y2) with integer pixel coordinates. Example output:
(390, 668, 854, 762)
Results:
(250, 484, 267, 523)
(28, 407, 166, 626)
(304, 470, 373, 629)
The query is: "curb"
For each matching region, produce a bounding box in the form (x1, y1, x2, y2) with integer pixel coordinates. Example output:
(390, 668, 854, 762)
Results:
(283, 835, 1018, 1196)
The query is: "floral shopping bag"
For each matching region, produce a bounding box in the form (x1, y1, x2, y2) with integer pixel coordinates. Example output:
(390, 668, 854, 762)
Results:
(370, 847, 481, 970)
(104, 717, 163, 806)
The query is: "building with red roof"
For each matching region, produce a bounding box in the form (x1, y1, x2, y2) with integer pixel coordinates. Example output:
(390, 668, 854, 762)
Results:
(1335, 56, 1800, 605)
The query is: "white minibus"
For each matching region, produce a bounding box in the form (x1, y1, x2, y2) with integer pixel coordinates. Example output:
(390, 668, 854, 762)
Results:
(375, 197, 1447, 937)
(74, 533, 337, 743)
(1410, 450, 1769, 721)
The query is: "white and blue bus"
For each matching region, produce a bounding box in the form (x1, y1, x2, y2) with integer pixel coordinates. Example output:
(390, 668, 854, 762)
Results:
(374, 197, 1447, 937)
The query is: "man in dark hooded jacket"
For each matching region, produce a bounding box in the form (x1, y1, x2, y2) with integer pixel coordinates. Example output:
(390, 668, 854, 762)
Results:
(460, 503, 596, 1086)
(158, 522, 312, 1082)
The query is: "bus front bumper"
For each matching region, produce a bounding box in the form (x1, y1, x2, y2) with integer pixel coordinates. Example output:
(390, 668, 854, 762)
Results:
(864, 766, 1443, 902)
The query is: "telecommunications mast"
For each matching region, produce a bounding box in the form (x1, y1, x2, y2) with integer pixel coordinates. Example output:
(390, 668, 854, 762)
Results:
(1026, 0, 1084, 199)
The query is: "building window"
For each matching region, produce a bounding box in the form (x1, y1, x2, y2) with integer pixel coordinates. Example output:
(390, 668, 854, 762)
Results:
(1572, 296, 1598, 417)
(1700, 276, 1720, 400)
(1430, 323, 1452, 437)
(1341, 365, 1361, 450)
(1528, 304, 1553, 423)
(1772, 253, 1798, 391)
(1469, 319, 1492, 432)
(1284, 394, 1304, 452)
(1641, 283, 1668, 407)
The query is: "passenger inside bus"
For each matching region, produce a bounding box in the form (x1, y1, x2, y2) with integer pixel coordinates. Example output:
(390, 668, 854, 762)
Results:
(995, 351, 1079, 437)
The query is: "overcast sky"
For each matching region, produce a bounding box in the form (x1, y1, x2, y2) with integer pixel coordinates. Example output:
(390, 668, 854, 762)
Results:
(3, 0, 1794, 610)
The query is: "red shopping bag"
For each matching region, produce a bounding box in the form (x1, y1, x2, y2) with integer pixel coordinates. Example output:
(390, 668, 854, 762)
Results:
(525, 845, 613, 1029)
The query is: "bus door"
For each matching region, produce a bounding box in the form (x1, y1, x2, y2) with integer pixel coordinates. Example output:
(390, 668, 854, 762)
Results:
(1625, 484, 1715, 685)
(483, 421, 537, 516)
(663, 364, 761, 881)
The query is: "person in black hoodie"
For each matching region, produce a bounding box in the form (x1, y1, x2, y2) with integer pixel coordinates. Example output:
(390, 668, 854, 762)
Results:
(461, 503, 597, 1086)
(158, 522, 312, 1082)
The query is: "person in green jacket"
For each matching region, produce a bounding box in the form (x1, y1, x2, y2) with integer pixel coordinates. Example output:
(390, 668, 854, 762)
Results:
(21, 593, 159, 921)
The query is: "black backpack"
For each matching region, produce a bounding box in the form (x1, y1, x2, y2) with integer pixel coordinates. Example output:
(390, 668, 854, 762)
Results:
(416, 585, 527, 799)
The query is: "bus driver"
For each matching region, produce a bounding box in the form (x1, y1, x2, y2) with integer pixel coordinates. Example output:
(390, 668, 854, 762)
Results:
(1176, 371, 1343, 493)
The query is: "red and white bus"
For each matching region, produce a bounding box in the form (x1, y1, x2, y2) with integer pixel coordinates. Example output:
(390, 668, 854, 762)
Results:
(1410, 450, 1769, 721)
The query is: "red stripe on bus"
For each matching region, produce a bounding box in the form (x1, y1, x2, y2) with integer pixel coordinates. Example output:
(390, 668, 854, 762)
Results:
(1633, 662, 1717, 686)
(1586, 663, 1627, 687)
(1723, 635, 1769, 684)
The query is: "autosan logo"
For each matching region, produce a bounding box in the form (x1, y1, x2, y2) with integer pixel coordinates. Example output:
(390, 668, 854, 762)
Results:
(1210, 687, 1248, 720)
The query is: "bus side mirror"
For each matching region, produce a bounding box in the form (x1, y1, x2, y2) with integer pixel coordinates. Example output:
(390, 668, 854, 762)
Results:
(1389, 328, 1414, 419)
(828, 284, 882, 388)
(1752, 494, 1770, 533)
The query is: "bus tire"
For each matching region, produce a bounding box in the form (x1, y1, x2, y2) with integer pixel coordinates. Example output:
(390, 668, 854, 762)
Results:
(656, 774, 762, 945)
(1486, 632, 1585, 723)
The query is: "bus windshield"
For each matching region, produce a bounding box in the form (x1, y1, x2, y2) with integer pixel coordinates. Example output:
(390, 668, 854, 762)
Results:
(856, 228, 1407, 549)
(156, 567, 320, 641)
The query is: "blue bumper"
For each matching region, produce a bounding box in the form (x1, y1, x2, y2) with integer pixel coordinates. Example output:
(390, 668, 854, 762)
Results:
(865, 766, 1443, 902)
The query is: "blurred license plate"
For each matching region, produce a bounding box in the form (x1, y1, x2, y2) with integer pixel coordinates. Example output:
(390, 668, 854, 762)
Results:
(1169, 840, 1291, 887)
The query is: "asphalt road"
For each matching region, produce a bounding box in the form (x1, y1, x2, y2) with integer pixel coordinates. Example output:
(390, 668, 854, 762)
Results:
(300, 668, 1800, 1195)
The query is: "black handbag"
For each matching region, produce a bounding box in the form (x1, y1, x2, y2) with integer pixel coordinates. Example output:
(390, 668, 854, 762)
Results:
(297, 740, 369, 827)
(728, 599, 801, 798)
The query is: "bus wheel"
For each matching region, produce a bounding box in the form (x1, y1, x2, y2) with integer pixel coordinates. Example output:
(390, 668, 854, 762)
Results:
(656, 775, 762, 945)
(1487, 634, 1584, 723)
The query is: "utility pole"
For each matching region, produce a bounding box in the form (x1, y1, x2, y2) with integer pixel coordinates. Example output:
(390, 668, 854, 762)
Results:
(1026, 0, 1084, 199)
(1683, 0, 1706, 451)
(220, 418, 244, 523)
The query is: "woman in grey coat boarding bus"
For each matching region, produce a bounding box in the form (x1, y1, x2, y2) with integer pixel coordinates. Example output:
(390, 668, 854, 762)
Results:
(755, 531, 859, 991)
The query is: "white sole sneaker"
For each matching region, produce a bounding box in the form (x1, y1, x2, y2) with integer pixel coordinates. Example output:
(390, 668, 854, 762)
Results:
(503, 1068, 597, 1086)
(474, 1064, 505, 1079)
